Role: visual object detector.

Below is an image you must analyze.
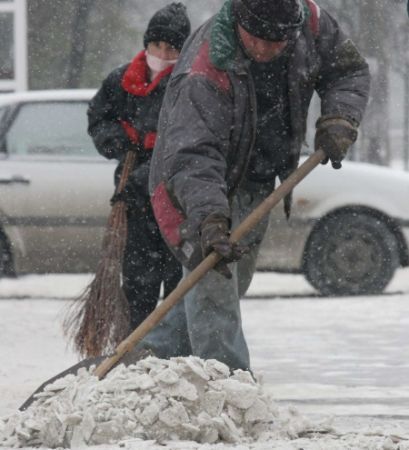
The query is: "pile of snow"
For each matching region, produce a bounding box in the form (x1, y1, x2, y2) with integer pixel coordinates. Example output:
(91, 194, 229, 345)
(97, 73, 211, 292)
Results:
(2, 356, 409, 449)
(0, 356, 322, 448)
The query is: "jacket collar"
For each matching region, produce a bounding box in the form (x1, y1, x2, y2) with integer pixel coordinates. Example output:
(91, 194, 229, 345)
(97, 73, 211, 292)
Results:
(121, 50, 173, 97)
(209, 0, 237, 71)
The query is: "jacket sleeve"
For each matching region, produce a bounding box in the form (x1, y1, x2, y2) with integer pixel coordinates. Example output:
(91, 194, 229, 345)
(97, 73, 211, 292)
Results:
(315, 10, 371, 125)
(161, 75, 234, 226)
(87, 66, 132, 160)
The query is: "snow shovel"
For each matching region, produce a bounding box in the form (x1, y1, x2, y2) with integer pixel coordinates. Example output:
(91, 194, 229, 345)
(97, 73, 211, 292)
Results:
(20, 149, 326, 411)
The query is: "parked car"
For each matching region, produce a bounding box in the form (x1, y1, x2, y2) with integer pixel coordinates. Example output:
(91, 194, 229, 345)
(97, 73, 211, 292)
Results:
(0, 90, 115, 275)
(258, 161, 409, 296)
(0, 90, 408, 296)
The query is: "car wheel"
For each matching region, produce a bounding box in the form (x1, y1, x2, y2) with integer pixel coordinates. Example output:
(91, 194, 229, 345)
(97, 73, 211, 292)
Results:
(303, 211, 400, 296)
(0, 235, 12, 277)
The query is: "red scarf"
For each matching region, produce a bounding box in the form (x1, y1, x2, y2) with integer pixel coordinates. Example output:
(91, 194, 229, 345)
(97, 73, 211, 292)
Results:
(121, 50, 174, 97)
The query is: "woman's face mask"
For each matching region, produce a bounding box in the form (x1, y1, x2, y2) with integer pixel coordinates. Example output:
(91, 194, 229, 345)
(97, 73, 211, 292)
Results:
(145, 42, 180, 73)
(146, 51, 178, 72)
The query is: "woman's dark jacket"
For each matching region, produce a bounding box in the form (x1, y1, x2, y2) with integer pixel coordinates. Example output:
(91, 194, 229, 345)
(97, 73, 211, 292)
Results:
(88, 50, 173, 206)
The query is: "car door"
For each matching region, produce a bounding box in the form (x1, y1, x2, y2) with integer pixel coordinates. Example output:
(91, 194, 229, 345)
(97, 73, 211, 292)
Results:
(0, 99, 116, 273)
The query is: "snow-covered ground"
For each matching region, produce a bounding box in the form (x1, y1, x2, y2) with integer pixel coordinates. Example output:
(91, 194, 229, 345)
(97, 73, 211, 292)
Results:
(1, 269, 409, 449)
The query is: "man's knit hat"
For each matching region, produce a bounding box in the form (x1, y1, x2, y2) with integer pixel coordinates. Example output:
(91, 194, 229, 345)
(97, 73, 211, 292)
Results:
(232, 0, 304, 41)
(144, 3, 191, 51)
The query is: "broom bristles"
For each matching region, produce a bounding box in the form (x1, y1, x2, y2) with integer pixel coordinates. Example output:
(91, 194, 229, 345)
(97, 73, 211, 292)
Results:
(63, 201, 131, 358)
(63, 150, 137, 358)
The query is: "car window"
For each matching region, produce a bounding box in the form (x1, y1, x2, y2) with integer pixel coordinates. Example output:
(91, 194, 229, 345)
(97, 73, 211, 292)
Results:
(5, 101, 96, 157)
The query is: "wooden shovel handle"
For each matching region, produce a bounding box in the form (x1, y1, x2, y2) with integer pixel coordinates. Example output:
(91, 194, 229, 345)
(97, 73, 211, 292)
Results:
(94, 149, 326, 378)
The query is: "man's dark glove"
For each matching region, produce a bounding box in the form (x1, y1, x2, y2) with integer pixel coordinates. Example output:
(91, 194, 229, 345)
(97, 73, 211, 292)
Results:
(315, 116, 358, 169)
(200, 214, 248, 279)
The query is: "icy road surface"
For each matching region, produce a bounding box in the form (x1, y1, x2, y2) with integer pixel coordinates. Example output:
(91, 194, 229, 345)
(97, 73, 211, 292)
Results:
(0, 269, 409, 449)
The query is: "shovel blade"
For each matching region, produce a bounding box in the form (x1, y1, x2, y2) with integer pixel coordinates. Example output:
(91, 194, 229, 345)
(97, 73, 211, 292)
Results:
(19, 348, 151, 411)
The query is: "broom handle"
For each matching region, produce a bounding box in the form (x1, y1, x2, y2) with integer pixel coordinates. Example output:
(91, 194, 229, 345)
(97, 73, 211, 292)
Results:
(104, 150, 137, 241)
(117, 150, 137, 193)
(94, 149, 326, 378)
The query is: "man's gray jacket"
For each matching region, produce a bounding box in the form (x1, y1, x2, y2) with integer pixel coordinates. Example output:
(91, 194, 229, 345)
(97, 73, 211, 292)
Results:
(149, 0, 370, 269)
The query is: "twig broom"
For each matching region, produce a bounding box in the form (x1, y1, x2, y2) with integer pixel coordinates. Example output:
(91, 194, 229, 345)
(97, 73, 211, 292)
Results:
(63, 150, 137, 358)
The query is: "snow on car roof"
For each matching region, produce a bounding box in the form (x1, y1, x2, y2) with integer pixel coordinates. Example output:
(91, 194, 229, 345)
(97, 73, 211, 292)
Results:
(0, 89, 96, 107)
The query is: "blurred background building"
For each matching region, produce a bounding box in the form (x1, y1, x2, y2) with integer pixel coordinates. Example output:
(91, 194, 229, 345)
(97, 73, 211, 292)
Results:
(0, 0, 27, 92)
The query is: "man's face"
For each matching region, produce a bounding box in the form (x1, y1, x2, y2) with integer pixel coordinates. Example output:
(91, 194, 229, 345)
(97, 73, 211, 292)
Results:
(237, 25, 288, 63)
